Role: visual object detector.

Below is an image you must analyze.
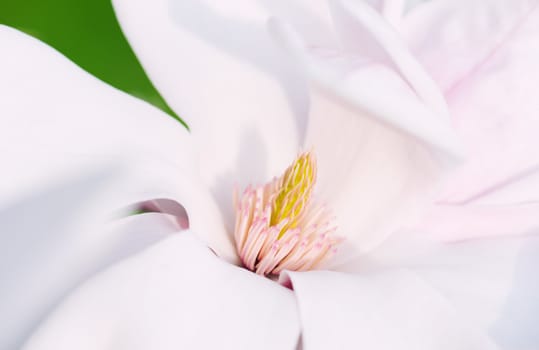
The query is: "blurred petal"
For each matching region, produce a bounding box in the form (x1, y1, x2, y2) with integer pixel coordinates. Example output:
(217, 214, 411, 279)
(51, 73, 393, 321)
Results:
(330, 0, 450, 119)
(404, 0, 537, 92)
(413, 237, 539, 349)
(361, 0, 428, 26)
(25, 232, 300, 350)
(287, 234, 539, 349)
(136, 198, 190, 229)
(257, 0, 337, 48)
(362, 234, 539, 349)
(112, 0, 305, 231)
(357, 0, 405, 27)
(414, 202, 539, 241)
(0, 24, 187, 207)
(404, 1, 539, 208)
(283, 268, 497, 350)
(269, 8, 461, 260)
(339, 234, 539, 349)
(0, 167, 180, 349)
(0, 25, 236, 259)
(306, 86, 451, 259)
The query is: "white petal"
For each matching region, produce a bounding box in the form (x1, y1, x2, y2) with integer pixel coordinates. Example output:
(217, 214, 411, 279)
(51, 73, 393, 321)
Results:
(401, 1, 539, 239)
(335, 234, 539, 349)
(414, 202, 539, 241)
(269, 10, 461, 259)
(0, 167, 179, 349)
(412, 1, 539, 207)
(257, 0, 338, 48)
(0, 25, 188, 207)
(112, 0, 304, 229)
(306, 86, 452, 258)
(403, 0, 537, 92)
(411, 237, 539, 348)
(330, 0, 450, 120)
(283, 268, 497, 350)
(25, 232, 300, 350)
(0, 26, 236, 259)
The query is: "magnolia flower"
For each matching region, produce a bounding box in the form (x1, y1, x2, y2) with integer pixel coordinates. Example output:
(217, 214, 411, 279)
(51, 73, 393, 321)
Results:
(1, 0, 539, 349)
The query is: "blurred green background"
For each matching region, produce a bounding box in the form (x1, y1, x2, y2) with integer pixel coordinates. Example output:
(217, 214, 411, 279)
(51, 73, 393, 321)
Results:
(0, 0, 183, 125)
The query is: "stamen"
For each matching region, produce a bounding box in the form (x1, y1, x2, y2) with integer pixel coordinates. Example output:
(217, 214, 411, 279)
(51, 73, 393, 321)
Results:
(233, 151, 343, 276)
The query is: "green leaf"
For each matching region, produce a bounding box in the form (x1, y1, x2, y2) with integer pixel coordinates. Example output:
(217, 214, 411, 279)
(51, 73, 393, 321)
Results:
(0, 0, 187, 128)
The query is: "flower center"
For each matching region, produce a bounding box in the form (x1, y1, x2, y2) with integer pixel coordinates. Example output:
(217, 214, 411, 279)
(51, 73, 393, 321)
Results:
(233, 151, 343, 276)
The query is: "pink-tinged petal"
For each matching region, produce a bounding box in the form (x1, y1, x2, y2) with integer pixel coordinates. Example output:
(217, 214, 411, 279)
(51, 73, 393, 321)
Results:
(403, 0, 538, 92)
(0, 26, 236, 260)
(269, 13, 461, 261)
(0, 168, 180, 349)
(416, 238, 539, 349)
(283, 268, 497, 350)
(331, 234, 539, 349)
(24, 232, 300, 350)
(469, 168, 539, 206)
(357, 1, 404, 26)
(305, 86, 451, 260)
(405, 1, 539, 215)
(136, 198, 190, 229)
(257, 0, 338, 48)
(414, 203, 539, 241)
(361, 0, 427, 27)
(330, 0, 450, 119)
(112, 0, 305, 230)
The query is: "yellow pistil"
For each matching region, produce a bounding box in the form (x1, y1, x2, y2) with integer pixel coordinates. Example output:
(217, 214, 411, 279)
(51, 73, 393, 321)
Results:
(271, 152, 316, 237)
(233, 151, 342, 276)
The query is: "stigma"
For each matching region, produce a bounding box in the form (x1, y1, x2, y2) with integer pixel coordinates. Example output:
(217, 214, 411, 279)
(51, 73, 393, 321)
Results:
(233, 151, 343, 276)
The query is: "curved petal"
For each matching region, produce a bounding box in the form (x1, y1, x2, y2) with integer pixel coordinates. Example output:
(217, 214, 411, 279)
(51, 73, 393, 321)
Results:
(269, 8, 462, 260)
(403, 0, 539, 207)
(24, 231, 300, 350)
(305, 86, 453, 259)
(414, 203, 539, 241)
(0, 26, 236, 259)
(283, 268, 497, 350)
(355, 1, 404, 28)
(413, 236, 539, 349)
(332, 234, 539, 349)
(0, 167, 180, 349)
(136, 198, 190, 229)
(257, 0, 338, 48)
(0, 25, 193, 204)
(330, 0, 450, 119)
(112, 0, 304, 231)
(403, 0, 537, 92)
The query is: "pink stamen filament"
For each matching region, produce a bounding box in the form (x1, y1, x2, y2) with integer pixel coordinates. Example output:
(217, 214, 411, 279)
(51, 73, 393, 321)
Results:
(233, 152, 343, 276)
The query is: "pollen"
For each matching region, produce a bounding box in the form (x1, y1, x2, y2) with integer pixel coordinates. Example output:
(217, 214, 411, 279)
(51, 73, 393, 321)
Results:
(233, 151, 343, 276)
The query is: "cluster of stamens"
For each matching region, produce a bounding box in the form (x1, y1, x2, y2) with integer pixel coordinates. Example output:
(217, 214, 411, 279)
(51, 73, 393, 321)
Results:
(233, 152, 343, 276)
